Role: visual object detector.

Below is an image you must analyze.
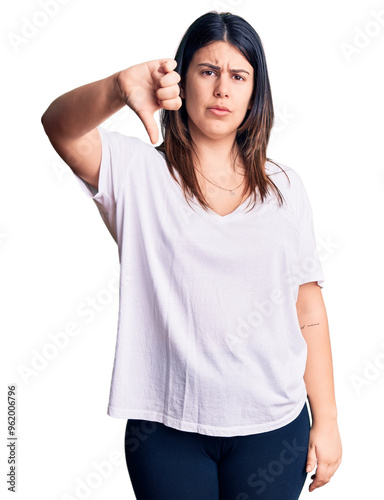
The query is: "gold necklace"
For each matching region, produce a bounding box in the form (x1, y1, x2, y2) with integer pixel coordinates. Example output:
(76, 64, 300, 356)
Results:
(194, 167, 245, 197)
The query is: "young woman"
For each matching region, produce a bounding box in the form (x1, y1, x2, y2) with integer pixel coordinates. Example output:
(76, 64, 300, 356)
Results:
(41, 11, 342, 500)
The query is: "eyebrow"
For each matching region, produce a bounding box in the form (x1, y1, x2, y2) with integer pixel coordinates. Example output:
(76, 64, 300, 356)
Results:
(197, 62, 250, 75)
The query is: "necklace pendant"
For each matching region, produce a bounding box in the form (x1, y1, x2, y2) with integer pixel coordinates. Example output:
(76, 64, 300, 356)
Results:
(230, 190, 236, 197)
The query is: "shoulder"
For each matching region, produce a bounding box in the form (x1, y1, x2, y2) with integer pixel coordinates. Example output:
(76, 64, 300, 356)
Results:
(98, 126, 156, 157)
(265, 159, 304, 191)
(265, 159, 312, 216)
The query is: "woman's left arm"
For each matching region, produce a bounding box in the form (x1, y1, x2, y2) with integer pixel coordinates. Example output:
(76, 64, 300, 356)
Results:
(296, 281, 342, 493)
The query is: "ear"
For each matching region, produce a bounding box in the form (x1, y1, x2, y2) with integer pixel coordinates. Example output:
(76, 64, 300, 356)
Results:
(180, 85, 185, 99)
(248, 99, 254, 110)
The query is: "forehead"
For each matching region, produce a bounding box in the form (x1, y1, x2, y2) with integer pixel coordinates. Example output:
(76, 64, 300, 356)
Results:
(190, 41, 253, 71)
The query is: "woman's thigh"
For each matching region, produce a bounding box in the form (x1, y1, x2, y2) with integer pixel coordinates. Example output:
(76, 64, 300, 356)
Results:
(124, 402, 310, 500)
(124, 418, 220, 500)
(218, 402, 311, 500)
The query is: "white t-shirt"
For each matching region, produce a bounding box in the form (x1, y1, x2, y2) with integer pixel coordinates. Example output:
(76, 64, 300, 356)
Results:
(72, 126, 325, 437)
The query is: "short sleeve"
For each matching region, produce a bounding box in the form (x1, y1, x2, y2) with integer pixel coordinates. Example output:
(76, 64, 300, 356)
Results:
(71, 126, 143, 242)
(293, 172, 325, 289)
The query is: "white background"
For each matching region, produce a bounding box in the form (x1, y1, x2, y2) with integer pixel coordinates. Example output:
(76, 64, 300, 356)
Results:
(1, 0, 383, 498)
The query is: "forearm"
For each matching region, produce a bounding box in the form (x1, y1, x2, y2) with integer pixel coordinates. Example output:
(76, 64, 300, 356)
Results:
(298, 302, 338, 425)
(41, 71, 125, 140)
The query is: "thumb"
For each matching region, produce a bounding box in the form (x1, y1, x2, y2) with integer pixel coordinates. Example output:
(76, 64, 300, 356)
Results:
(137, 109, 159, 145)
(306, 447, 317, 473)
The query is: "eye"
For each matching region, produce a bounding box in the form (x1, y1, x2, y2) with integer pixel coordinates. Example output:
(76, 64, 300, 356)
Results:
(201, 70, 245, 81)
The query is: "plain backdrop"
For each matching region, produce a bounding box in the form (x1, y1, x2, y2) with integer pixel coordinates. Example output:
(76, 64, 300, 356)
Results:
(1, 0, 383, 498)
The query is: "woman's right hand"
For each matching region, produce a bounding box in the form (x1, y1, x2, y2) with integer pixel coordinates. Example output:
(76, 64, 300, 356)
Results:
(116, 59, 182, 144)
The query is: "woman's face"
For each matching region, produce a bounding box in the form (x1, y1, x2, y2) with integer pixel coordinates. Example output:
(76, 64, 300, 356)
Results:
(181, 41, 254, 142)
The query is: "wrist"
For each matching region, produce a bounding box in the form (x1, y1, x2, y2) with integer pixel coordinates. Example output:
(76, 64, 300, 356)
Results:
(114, 68, 135, 107)
(105, 71, 126, 113)
(108, 71, 126, 109)
(311, 409, 338, 426)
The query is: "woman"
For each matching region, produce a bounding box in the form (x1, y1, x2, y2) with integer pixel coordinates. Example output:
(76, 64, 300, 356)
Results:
(41, 11, 342, 500)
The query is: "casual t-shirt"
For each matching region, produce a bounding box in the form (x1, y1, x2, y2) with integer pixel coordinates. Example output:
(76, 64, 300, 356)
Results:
(72, 126, 325, 437)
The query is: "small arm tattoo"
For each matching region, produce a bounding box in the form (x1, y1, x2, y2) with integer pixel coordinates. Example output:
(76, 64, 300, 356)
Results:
(299, 322, 320, 330)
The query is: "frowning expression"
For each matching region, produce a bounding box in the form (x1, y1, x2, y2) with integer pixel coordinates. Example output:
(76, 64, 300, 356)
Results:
(181, 41, 254, 141)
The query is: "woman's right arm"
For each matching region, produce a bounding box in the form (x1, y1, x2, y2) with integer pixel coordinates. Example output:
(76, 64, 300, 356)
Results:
(41, 72, 124, 190)
(41, 59, 182, 190)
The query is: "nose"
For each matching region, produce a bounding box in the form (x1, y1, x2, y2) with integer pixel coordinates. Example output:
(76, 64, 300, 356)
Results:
(214, 75, 229, 98)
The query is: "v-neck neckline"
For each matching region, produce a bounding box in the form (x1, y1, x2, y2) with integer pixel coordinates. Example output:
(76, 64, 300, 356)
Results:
(155, 148, 255, 222)
(191, 193, 252, 221)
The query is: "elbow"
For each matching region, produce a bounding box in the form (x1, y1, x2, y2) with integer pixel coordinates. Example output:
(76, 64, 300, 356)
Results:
(41, 111, 49, 134)
(41, 110, 56, 139)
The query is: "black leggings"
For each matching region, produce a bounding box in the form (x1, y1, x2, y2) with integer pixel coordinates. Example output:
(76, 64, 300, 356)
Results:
(124, 401, 310, 499)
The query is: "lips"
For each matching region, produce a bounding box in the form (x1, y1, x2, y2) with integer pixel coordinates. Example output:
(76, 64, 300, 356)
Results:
(208, 107, 231, 117)
(208, 106, 230, 112)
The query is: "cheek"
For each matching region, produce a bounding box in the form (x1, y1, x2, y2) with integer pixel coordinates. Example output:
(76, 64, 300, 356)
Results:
(188, 84, 204, 104)
(185, 90, 205, 116)
(238, 94, 253, 113)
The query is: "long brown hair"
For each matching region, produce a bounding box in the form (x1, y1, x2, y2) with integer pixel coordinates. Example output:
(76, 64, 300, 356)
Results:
(155, 11, 289, 213)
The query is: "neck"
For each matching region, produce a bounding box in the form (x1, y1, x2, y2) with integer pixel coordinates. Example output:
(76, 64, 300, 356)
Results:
(188, 120, 240, 176)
